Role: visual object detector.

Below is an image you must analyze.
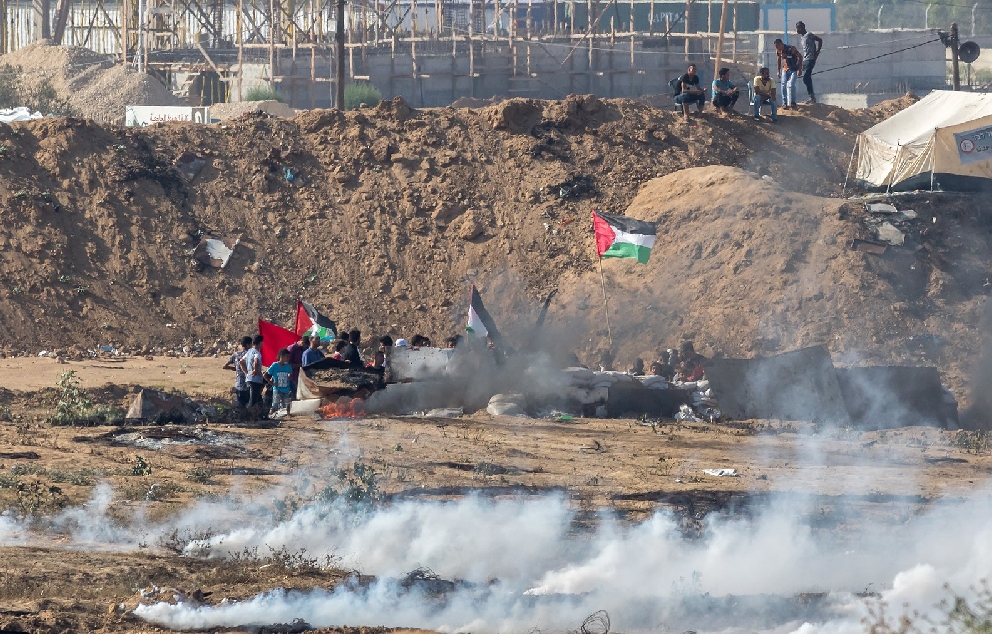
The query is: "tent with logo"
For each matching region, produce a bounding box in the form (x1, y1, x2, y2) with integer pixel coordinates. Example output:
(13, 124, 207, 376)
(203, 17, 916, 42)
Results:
(853, 90, 992, 192)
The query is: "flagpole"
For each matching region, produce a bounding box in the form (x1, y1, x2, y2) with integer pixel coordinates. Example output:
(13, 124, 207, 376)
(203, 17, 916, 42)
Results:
(598, 258, 614, 348)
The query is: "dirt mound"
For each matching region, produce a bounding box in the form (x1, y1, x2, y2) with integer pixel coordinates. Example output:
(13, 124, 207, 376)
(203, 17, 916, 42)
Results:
(209, 99, 296, 121)
(554, 166, 989, 398)
(869, 92, 921, 121)
(0, 42, 182, 123)
(0, 94, 986, 398)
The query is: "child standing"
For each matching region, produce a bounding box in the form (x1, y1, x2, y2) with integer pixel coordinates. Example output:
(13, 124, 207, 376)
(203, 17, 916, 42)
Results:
(268, 348, 294, 414)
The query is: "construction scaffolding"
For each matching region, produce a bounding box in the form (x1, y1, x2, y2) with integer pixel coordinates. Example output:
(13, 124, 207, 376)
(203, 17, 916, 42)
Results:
(0, 0, 762, 107)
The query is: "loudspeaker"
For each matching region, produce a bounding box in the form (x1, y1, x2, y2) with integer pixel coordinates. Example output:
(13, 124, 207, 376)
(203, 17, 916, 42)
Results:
(959, 40, 981, 64)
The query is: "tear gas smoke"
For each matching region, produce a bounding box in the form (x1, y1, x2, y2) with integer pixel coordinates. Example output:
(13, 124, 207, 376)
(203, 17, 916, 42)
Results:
(10, 480, 981, 634)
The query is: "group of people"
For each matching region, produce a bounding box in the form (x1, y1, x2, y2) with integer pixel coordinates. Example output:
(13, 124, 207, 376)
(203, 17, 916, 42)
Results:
(222, 328, 467, 415)
(674, 21, 823, 122)
(631, 341, 708, 383)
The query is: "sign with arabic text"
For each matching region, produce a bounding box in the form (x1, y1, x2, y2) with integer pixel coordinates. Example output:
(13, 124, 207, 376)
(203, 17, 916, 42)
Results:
(125, 106, 209, 127)
(954, 124, 992, 165)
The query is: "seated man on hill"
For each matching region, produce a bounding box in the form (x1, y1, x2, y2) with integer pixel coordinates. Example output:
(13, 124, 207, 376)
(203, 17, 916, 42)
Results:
(675, 64, 706, 120)
(711, 67, 740, 114)
(752, 67, 779, 122)
(650, 351, 676, 381)
(677, 341, 707, 382)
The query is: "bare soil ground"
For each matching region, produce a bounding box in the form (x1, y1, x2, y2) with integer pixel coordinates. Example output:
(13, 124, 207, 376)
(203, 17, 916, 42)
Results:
(1, 361, 990, 632)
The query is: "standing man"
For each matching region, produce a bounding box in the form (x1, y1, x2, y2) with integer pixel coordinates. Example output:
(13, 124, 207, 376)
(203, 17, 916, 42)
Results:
(286, 334, 309, 399)
(239, 334, 265, 408)
(774, 38, 803, 110)
(752, 67, 779, 122)
(223, 336, 253, 407)
(675, 64, 707, 120)
(796, 21, 823, 104)
(302, 335, 325, 367)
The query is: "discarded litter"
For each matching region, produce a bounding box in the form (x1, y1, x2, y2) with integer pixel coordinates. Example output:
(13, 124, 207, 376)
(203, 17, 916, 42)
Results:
(866, 202, 898, 214)
(192, 235, 240, 268)
(876, 222, 905, 245)
(424, 407, 464, 418)
(850, 238, 887, 254)
(174, 152, 206, 182)
(674, 404, 703, 422)
(702, 468, 738, 477)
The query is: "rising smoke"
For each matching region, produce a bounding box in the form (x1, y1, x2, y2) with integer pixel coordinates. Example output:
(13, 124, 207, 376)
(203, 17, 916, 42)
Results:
(127, 488, 992, 633)
(0, 467, 981, 634)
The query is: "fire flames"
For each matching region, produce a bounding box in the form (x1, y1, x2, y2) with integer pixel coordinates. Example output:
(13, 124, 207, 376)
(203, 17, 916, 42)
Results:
(317, 397, 366, 419)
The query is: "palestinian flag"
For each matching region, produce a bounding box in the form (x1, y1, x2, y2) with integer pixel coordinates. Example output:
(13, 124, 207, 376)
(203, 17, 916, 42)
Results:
(466, 285, 501, 341)
(294, 301, 337, 341)
(258, 319, 300, 368)
(592, 210, 657, 264)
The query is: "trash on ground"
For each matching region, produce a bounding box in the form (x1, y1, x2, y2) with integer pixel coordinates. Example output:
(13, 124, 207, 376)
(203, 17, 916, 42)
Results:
(174, 152, 206, 182)
(876, 222, 905, 245)
(866, 202, 898, 214)
(702, 468, 738, 477)
(424, 407, 464, 418)
(192, 235, 240, 268)
(850, 238, 888, 254)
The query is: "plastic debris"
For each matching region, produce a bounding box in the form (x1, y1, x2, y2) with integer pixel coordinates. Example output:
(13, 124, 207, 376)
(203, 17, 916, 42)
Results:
(876, 222, 905, 245)
(866, 202, 898, 214)
(702, 468, 738, 477)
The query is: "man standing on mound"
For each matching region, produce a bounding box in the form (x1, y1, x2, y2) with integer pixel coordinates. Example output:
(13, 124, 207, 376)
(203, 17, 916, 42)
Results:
(796, 21, 823, 104)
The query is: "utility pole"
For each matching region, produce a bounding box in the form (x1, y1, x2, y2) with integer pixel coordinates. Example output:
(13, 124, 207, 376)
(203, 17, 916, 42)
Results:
(336, 0, 346, 108)
(951, 22, 961, 90)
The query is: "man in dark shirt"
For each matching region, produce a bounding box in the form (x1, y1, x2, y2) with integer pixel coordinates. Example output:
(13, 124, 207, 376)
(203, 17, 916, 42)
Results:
(796, 21, 823, 104)
(341, 329, 363, 365)
(675, 63, 706, 120)
(775, 38, 803, 109)
(286, 334, 309, 398)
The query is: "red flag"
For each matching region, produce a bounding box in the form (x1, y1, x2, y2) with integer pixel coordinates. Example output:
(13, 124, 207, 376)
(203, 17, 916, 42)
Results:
(258, 319, 299, 368)
(592, 210, 616, 259)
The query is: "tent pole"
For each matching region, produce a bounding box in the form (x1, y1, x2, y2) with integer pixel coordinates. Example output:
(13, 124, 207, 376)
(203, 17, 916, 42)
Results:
(843, 138, 857, 194)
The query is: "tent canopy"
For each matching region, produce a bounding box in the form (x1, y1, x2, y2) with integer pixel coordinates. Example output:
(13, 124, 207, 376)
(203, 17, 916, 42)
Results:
(856, 90, 992, 191)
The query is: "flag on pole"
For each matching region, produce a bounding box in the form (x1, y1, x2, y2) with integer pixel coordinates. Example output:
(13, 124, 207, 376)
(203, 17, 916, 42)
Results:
(294, 301, 337, 341)
(592, 210, 658, 264)
(466, 285, 501, 341)
(258, 319, 300, 368)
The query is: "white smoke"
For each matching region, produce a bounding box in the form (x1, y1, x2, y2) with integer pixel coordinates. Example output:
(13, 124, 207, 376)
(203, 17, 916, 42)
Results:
(124, 487, 992, 633)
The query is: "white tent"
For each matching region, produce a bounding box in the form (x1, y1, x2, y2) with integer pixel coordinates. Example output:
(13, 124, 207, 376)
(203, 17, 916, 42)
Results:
(855, 90, 992, 191)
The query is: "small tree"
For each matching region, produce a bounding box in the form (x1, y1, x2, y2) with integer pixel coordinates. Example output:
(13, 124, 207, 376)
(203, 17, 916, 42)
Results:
(49, 370, 92, 425)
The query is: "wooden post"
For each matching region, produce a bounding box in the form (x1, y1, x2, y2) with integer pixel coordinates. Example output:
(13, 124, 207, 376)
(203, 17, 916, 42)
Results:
(684, 0, 689, 61)
(336, 0, 345, 107)
(237, 0, 244, 99)
(650, 0, 655, 33)
(120, 0, 128, 62)
(731, 0, 736, 62)
(951, 22, 961, 90)
(269, 0, 277, 89)
(712, 0, 727, 80)
(310, 43, 316, 107)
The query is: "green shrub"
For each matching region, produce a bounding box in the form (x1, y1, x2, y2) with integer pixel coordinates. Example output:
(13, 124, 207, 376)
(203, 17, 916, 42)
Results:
(344, 82, 382, 110)
(244, 86, 283, 102)
(48, 371, 92, 426)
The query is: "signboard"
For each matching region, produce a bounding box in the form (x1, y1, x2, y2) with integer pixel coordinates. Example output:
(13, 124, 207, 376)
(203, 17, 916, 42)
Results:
(125, 106, 210, 127)
(389, 347, 453, 381)
(954, 124, 992, 165)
